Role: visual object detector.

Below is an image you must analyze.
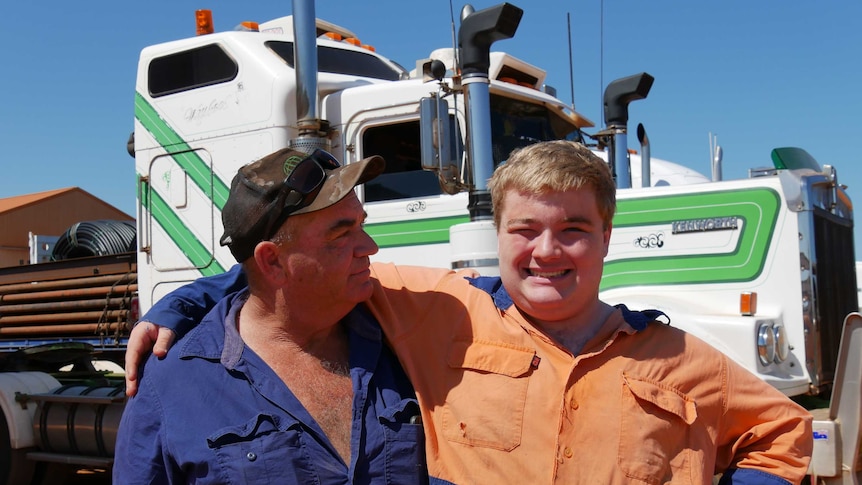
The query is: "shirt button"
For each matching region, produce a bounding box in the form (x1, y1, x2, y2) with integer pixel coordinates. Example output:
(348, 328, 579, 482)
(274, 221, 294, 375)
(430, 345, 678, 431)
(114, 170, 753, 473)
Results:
(246, 452, 257, 461)
(564, 447, 573, 458)
(569, 398, 578, 410)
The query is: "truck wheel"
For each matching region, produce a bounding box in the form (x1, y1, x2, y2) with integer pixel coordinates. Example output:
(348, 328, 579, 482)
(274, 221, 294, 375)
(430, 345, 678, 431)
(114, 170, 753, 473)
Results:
(0, 409, 35, 485)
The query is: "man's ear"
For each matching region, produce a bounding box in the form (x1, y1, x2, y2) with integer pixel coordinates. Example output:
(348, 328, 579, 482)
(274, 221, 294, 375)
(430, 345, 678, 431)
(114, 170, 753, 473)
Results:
(252, 241, 287, 284)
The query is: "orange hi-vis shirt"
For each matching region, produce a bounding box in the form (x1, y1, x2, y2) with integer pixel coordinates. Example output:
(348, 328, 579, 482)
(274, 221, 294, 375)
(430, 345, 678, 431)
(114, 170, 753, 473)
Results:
(367, 263, 813, 485)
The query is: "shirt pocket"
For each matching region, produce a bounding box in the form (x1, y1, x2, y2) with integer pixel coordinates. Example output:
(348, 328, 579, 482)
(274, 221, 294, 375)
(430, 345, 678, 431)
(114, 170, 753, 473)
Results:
(207, 413, 316, 485)
(378, 398, 428, 484)
(442, 339, 535, 451)
(618, 373, 699, 484)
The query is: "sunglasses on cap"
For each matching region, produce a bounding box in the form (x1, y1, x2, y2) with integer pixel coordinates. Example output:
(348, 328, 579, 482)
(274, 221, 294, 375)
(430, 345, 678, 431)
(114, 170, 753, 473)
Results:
(260, 148, 341, 240)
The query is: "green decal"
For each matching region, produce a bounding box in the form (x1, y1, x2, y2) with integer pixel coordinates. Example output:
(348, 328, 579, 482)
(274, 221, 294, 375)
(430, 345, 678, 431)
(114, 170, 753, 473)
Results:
(365, 215, 470, 248)
(601, 188, 781, 291)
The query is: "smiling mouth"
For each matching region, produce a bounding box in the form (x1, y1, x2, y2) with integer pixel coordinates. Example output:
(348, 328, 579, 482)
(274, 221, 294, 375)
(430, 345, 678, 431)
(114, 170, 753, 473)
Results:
(526, 269, 569, 278)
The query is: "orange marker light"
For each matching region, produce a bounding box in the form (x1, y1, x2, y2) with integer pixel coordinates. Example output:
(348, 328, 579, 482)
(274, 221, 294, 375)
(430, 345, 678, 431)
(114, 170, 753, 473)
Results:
(238, 21, 259, 32)
(196, 9, 214, 35)
(740, 292, 757, 316)
(344, 37, 361, 46)
(324, 32, 343, 41)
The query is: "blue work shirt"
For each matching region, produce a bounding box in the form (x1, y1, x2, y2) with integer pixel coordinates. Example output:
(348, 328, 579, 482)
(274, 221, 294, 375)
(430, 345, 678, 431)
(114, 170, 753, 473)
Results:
(114, 291, 427, 484)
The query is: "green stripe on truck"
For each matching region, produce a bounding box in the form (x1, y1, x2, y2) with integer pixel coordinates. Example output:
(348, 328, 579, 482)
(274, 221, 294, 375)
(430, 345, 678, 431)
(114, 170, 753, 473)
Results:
(601, 188, 780, 291)
(135, 92, 230, 209)
(140, 184, 225, 276)
(365, 215, 470, 248)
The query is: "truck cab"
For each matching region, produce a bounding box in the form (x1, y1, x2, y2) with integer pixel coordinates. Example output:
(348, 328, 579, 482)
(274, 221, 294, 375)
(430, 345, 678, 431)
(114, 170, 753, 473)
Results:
(132, 13, 602, 305)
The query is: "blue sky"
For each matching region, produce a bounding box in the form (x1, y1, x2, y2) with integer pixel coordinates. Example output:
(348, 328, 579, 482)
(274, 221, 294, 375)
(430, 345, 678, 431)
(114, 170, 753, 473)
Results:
(2, 1, 860, 259)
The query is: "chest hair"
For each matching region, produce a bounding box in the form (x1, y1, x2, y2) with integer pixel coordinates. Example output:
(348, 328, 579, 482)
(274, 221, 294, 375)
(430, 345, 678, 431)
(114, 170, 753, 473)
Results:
(261, 348, 354, 463)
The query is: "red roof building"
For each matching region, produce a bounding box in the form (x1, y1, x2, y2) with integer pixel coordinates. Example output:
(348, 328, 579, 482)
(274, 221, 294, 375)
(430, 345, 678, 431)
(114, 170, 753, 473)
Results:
(0, 188, 132, 267)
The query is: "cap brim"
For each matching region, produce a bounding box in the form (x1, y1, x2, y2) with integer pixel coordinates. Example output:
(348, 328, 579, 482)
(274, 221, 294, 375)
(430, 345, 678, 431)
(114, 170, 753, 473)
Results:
(292, 155, 385, 216)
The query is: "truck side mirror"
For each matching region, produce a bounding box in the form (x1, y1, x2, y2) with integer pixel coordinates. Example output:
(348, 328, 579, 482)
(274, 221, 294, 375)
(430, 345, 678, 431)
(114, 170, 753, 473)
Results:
(420, 95, 462, 194)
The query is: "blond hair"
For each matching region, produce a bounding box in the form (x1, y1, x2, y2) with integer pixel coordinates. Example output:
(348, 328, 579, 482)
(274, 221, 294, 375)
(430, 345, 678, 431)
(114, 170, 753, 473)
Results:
(488, 140, 616, 228)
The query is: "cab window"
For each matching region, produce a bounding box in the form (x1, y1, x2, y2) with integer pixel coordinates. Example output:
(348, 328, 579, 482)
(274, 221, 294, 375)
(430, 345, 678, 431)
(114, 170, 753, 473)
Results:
(361, 122, 442, 202)
(149, 44, 238, 97)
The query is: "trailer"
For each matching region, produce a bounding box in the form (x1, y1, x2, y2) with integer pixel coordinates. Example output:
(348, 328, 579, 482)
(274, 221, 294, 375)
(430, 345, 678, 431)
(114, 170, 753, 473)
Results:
(0, 253, 134, 484)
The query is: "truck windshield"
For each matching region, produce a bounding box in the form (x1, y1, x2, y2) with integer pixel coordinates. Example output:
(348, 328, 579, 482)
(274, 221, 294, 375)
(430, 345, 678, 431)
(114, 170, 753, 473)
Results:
(489, 93, 583, 165)
(266, 41, 403, 81)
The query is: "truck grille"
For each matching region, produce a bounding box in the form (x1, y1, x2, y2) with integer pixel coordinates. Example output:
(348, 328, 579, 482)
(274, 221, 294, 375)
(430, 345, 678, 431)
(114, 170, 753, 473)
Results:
(812, 207, 858, 388)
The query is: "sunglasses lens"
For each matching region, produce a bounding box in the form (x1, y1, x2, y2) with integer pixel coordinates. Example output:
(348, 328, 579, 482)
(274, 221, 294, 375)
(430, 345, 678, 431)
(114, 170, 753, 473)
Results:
(263, 150, 340, 240)
(309, 149, 341, 170)
(285, 157, 326, 194)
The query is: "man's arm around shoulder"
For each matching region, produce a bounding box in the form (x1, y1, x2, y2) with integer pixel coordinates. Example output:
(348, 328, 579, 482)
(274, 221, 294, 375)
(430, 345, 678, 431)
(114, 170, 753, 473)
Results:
(125, 264, 247, 396)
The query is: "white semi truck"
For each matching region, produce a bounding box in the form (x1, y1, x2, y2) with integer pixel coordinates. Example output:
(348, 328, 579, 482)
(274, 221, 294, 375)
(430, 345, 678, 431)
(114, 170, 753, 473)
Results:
(0, 1, 858, 483)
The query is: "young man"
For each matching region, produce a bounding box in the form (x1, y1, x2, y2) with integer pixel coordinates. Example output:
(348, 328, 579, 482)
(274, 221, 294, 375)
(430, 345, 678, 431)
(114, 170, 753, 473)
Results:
(114, 148, 427, 484)
(127, 141, 812, 484)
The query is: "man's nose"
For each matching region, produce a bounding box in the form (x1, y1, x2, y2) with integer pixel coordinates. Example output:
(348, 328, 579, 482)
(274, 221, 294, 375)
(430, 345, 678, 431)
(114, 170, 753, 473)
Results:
(359, 230, 379, 256)
(533, 230, 561, 259)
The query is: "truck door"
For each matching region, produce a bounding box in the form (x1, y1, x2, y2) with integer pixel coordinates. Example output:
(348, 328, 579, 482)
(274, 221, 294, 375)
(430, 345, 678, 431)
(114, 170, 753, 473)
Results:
(143, 148, 217, 272)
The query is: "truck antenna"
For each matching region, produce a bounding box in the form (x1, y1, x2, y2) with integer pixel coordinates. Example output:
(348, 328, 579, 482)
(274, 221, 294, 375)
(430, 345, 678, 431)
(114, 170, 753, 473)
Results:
(567, 12, 575, 108)
(449, 0, 460, 71)
(599, 0, 604, 119)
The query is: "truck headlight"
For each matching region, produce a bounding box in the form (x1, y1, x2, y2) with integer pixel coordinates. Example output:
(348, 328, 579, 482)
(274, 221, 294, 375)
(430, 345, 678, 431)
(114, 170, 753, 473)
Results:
(757, 323, 776, 366)
(773, 323, 790, 363)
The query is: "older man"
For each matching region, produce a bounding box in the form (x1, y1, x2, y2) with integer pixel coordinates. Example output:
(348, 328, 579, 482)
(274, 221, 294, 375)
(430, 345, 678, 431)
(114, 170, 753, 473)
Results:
(126, 141, 812, 484)
(114, 148, 426, 484)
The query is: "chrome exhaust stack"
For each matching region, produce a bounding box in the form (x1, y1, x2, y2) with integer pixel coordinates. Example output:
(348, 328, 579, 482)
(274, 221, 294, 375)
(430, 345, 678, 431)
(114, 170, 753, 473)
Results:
(290, 0, 330, 152)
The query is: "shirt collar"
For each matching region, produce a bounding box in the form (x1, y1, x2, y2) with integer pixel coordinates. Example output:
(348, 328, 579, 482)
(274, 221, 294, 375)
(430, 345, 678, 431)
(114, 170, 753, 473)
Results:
(465, 275, 513, 310)
(221, 291, 247, 368)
